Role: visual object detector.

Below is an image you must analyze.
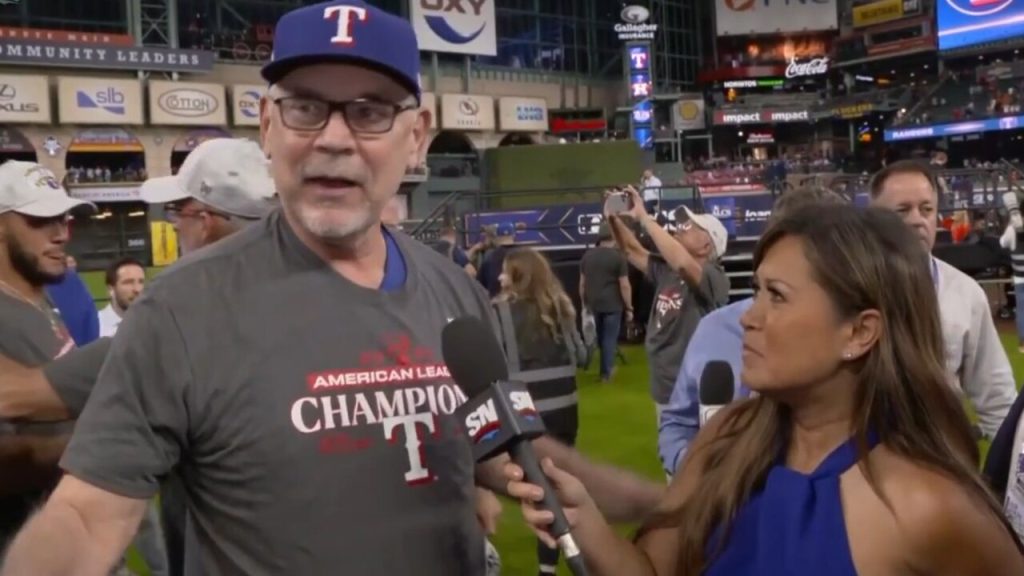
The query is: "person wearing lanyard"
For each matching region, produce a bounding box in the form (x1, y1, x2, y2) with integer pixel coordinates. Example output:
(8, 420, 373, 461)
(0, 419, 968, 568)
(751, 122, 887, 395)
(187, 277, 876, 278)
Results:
(869, 160, 1015, 440)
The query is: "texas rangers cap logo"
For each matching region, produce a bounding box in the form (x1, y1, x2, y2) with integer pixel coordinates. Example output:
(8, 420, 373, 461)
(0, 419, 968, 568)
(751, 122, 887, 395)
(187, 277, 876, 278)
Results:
(324, 4, 368, 45)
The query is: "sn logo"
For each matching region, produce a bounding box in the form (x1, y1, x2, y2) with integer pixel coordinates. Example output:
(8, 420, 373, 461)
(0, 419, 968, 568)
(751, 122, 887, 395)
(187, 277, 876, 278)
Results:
(509, 391, 536, 413)
(465, 399, 499, 440)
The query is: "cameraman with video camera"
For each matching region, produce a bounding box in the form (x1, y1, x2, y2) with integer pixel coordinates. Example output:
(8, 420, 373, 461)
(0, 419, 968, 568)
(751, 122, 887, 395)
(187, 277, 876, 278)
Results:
(604, 185, 730, 444)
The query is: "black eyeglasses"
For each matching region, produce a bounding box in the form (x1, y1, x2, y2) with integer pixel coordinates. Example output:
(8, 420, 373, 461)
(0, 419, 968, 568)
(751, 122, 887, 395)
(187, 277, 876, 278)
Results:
(272, 96, 417, 134)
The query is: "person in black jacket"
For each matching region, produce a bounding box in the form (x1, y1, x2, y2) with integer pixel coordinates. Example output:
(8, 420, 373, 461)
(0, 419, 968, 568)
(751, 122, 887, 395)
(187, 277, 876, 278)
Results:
(495, 247, 582, 576)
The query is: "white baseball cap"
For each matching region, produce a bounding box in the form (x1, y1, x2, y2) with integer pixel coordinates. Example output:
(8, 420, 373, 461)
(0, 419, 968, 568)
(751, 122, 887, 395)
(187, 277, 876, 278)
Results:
(680, 206, 729, 259)
(140, 138, 276, 219)
(0, 161, 94, 218)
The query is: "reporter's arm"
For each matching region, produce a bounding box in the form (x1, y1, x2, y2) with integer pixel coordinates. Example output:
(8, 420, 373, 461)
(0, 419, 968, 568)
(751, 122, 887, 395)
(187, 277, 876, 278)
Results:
(532, 436, 664, 523)
(0, 475, 148, 576)
(475, 438, 665, 524)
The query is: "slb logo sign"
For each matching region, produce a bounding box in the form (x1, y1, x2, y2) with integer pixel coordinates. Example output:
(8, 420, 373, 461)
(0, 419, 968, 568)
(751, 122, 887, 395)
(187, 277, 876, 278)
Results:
(149, 81, 226, 126)
(58, 76, 142, 125)
(412, 0, 497, 56)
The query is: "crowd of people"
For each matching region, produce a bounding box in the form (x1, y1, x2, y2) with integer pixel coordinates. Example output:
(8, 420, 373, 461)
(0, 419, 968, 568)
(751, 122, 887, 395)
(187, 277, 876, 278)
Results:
(1, 2, 1024, 576)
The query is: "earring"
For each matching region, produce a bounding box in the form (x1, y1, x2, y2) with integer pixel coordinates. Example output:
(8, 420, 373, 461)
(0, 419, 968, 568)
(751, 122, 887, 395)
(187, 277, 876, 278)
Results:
(843, 351, 852, 360)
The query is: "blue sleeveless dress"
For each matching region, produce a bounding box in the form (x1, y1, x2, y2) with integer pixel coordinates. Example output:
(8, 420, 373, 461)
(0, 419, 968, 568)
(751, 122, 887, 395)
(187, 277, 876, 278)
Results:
(705, 435, 876, 576)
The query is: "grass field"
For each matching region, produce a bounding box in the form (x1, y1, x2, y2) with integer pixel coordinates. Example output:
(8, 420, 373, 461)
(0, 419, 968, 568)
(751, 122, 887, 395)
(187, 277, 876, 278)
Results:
(125, 334, 1024, 576)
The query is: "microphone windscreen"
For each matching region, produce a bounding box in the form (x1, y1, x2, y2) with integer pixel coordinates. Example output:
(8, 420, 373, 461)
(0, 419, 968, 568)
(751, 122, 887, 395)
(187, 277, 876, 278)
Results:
(699, 361, 735, 406)
(441, 316, 509, 397)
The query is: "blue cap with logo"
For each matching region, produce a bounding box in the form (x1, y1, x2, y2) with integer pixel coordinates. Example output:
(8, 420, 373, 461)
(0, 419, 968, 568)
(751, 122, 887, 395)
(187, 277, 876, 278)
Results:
(262, 0, 421, 102)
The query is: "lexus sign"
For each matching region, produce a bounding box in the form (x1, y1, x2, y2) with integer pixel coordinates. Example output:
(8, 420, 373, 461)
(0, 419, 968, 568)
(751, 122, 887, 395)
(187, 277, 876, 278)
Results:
(0, 74, 50, 123)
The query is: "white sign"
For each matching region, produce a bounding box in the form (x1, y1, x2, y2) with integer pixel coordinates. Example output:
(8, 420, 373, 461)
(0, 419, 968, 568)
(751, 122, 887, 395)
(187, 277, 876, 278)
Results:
(231, 84, 264, 127)
(148, 81, 226, 126)
(68, 185, 142, 203)
(616, 5, 658, 41)
(0, 75, 50, 123)
(715, 0, 838, 37)
(411, 0, 497, 57)
(498, 97, 547, 132)
(785, 56, 829, 79)
(440, 94, 495, 131)
(57, 76, 143, 125)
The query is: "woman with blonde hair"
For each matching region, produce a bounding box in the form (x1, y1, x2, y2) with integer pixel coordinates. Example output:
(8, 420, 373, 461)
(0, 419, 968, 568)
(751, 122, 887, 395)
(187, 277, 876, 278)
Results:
(505, 204, 1024, 576)
(496, 247, 586, 576)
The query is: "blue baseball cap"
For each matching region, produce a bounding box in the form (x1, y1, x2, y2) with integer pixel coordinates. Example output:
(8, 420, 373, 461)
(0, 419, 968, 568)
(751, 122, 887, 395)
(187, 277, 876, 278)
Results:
(262, 0, 421, 102)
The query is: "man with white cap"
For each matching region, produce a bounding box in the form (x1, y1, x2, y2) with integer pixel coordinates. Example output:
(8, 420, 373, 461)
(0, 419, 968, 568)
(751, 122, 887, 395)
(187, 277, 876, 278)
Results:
(606, 185, 730, 434)
(1, 3, 661, 575)
(141, 137, 276, 256)
(0, 160, 92, 549)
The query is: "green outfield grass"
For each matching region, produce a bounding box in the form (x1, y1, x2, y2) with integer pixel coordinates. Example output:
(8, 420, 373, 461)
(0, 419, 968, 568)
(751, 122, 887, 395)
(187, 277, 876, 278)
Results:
(124, 335, 1024, 576)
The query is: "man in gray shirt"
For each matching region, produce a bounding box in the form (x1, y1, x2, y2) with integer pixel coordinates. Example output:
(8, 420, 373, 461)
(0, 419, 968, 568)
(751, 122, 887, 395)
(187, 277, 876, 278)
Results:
(0, 160, 92, 547)
(607, 186, 730, 416)
(1, 3, 661, 575)
(579, 224, 632, 381)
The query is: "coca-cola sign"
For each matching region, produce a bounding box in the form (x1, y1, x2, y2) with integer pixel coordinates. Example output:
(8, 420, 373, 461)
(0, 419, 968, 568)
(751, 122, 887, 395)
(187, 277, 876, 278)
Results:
(785, 56, 829, 79)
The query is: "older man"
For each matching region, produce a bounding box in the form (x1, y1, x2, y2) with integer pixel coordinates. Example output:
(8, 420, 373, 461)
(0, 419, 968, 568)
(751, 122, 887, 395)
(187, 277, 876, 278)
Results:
(0, 3, 659, 575)
(869, 160, 1015, 439)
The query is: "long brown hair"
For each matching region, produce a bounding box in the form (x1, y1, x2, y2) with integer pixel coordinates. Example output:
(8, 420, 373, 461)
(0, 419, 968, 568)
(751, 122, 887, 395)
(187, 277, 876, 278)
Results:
(499, 247, 576, 341)
(655, 204, 1020, 573)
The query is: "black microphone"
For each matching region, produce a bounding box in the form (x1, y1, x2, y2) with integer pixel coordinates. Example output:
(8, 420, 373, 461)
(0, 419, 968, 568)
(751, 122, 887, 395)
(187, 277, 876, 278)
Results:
(442, 316, 589, 576)
(699, 361, 735, 427)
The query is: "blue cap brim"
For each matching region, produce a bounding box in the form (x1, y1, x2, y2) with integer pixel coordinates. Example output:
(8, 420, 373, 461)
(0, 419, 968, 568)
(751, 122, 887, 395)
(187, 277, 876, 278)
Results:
(261, 55, 420, 103)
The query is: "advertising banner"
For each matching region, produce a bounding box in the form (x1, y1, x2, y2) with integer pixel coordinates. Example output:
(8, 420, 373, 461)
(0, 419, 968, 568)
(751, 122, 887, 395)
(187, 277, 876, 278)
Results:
(713, 109, 811, 125)
(410, 0, 497, 56)
(852, 0, 920, 28)
(148, 81, 226, 126)
(0, 39, 213, 72)
(58, 76, 143, 125)
(672, 99, 706, 131)
(885, 114, 1024, 142)
(715, 0, 838, 37)
(0, 27, 135, 46)
(626, 42, 654, 149)
(231, 84, 264, 127)
(498, 97, 548, 132)
(938, 0, 1024, 51)
(440, 94, 495, 131)
(463, 193, 777, 247)
(0, 75, 51, 123)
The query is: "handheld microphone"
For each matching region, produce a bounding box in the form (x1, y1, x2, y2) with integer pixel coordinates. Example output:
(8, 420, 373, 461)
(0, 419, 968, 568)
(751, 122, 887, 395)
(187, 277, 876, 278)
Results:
(442, 317, 589, 576)
(699, 361, 735, 427)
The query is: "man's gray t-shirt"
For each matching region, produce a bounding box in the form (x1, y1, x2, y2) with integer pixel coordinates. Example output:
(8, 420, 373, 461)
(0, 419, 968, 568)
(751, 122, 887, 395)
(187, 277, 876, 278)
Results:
(42, 336, 111, 417)
(0, 291, 76, 547)
(580, 246, 628, 313)
(644, 259, 729, 404)
(61, 211, 494, 575)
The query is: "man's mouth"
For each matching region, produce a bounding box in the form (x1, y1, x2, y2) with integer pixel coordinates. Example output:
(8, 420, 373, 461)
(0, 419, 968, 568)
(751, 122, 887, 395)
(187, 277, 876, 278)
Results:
(305, 176, 358, 189)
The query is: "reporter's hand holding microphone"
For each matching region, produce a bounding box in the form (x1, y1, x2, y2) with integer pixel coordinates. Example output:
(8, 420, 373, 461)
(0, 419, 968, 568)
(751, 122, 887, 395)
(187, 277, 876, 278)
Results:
(503, 458, 598, 550)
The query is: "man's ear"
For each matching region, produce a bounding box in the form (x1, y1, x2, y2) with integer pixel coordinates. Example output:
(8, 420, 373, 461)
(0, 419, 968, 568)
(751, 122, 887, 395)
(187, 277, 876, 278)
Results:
(408, 108, 431, 171)
(259, 91, 273, 157)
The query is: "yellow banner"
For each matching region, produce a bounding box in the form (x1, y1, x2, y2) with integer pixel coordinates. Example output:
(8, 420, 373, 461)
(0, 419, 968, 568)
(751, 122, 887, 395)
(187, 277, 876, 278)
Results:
(853, 0, 903, 28)
(150, 221, 178, 267)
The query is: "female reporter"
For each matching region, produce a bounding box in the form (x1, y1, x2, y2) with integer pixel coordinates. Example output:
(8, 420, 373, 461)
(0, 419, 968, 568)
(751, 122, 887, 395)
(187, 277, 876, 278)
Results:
(496, 247, 586, 576)
(506, 204, 1024, 576)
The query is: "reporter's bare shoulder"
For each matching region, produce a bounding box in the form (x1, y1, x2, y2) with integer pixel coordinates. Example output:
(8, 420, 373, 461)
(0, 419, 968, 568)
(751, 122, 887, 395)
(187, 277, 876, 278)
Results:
(864, 446, 1024, 576)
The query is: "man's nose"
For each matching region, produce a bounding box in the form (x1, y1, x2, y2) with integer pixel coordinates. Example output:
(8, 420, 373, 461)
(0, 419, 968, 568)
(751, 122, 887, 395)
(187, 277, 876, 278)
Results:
(315, 111, 358, 152)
